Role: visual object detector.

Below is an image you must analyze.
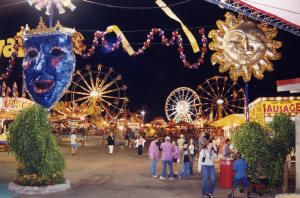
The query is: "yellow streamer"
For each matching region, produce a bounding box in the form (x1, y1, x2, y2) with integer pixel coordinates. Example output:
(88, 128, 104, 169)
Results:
(105, 25, 135, 56)
(155, 0, 200, 53)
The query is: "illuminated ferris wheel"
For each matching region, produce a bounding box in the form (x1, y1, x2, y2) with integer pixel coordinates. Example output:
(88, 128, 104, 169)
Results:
(67, 65, 128, 119)
(197, 76, 246, 121)
(165, 87, 201, 123)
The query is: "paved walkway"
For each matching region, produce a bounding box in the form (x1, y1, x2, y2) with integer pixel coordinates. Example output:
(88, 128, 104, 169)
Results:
(0, 144, 279, 198)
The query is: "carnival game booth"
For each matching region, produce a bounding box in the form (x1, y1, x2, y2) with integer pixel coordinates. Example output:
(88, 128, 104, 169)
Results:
(0, 97, 34, 151)
(249, 97, 300, 126)
(164, 121, 195, 139)
(210, 114, 246, 138)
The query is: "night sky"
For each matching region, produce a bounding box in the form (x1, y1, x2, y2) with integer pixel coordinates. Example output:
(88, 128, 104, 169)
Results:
(0, 0, 299, 121)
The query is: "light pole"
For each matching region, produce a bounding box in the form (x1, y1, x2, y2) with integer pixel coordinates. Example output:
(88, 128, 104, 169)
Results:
(141, 110, 146, 121)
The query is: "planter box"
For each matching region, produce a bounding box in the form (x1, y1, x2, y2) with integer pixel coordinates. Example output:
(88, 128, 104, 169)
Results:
(275, 193, 300, 198)
(8, 179, 71, 195)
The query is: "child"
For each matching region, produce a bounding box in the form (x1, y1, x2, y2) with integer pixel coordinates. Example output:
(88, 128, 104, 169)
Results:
(178, 141, 192, 179)
(231, 152, 249, 198)
(172, 140, 180, 177)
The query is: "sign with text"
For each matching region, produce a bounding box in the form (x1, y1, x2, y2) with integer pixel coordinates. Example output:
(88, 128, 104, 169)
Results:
(261, 100, 300, 114)
(0, 97, 34, 110)
(0, 38, 24, 58)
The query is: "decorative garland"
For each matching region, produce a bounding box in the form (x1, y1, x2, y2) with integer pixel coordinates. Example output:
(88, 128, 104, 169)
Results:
(81, 28, 207, 70)
(1, 27, 207, 81)
(0, 44, 18, 81)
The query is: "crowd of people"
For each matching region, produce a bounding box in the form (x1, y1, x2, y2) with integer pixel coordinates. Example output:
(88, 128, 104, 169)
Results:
(69, 129, 249, 198)
(148, 133, 249, 198)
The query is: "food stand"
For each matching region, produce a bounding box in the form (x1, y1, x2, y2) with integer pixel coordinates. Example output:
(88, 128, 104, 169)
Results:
(249, 96, 300, 126)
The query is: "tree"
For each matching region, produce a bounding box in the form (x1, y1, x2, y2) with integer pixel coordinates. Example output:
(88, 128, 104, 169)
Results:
(268, 113, 295, 190)
(8, 104, 65, 186)
(233, 122, 272, 183)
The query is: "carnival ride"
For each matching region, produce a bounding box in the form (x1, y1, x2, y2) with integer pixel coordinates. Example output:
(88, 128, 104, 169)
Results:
(165, 87, 201, 124)
(66, 64, 128, 120)
(197, 76, 246, 122)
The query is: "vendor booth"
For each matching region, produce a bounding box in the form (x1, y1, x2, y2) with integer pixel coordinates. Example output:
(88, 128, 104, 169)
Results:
(210, 114, 246, 138)
(0, 97, 34, 151)
(249, 96, 300, 126)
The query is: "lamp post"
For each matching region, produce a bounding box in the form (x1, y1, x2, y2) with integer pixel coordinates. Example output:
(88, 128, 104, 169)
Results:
(141, 110, 146, 121)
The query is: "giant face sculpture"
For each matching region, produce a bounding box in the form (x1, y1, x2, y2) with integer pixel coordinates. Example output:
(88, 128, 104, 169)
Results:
(17, 18, 85, 108)
(223, 22, 267, 66)
(23, 33, 75, 108)
(208, 12, 282, 82)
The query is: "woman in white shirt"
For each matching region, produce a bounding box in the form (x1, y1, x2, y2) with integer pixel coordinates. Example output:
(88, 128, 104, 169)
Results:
(188, 139, 195, 175)
(70, 129, 78, 155)
(198, 139, 218, 198)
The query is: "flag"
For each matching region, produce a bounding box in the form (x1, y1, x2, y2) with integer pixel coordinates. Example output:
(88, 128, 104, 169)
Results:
(22, 83, 27, 98)
(13, 82, 18, 97)
(2, 82, 6, 97)
(6, 86, 11, 97)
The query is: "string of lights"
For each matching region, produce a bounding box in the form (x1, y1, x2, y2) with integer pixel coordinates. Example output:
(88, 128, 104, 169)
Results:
(80, 0, 192, 10)
(0, 0, 27, 8)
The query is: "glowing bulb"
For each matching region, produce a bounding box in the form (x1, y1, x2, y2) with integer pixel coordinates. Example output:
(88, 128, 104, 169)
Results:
(217, 99, 224, 105)
(90, 91, 99, 98)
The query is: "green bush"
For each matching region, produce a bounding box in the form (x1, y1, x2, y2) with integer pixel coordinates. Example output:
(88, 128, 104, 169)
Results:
(268, 113, 295, 187)
(233, 122, 272, 183)
(233, 115, 295, 189)
(8, 104, 65, 186)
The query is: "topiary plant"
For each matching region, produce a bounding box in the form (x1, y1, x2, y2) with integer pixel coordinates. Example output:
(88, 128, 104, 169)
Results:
(8, 104, 65, 186)
(267, 113, 295, 190)
(233, 121, 272, 183)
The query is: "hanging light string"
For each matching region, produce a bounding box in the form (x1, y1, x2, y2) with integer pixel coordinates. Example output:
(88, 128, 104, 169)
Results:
(80, 0, 192, 10)
(0, 0, 27, 8)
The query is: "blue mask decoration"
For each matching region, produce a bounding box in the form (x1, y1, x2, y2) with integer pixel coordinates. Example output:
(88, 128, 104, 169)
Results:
(22, 33, 75, 108)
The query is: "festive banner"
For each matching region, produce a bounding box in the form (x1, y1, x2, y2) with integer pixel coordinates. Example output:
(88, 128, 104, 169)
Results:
(155, 0, 200, 53)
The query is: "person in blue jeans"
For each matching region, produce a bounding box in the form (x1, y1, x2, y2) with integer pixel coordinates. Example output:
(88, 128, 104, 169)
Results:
(231, 152, 249, 198)
(148, 136, 159, 177)
(160, 136, 175, 180)
(189, 138, 195, 175)
(198, 139, 218, 198)
(179, 141, 192, 179)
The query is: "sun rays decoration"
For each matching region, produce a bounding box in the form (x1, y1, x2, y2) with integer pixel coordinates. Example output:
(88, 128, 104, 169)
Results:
(208, 12, 282, 82)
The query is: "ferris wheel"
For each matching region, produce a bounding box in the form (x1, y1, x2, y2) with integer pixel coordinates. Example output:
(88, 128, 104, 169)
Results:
(197, 76, 246, 121)
(165, 87, 201, 124)
(66, 64, 128, 119)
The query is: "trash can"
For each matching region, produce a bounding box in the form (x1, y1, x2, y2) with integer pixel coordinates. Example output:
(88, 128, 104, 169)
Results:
(220, 158, 234, 188)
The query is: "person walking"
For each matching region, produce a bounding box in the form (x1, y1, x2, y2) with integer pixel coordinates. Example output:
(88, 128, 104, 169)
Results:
(160, 136, 175, 180)
(172, 140, 180, 177)
(70, 128, 78, 155)
(189, 138, 195, 175)
(124, 133, 129, 147)
(148, 136, 159, 177)
(135, 135, 146, 156)
(222, 139, 233, 158)
(177, 134, 185, 149)
(198, 131, 207, 150)
(178, 141, 192, 179)
(107, 132, 115, 154)
(129, 132, 135, 148)
(230, 152, 249, 198)
(199, 139, 218, 198)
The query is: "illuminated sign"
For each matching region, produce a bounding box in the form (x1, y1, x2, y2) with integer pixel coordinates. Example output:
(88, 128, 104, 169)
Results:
(0, 97, 34, 110)
(0, 38, 24, 58)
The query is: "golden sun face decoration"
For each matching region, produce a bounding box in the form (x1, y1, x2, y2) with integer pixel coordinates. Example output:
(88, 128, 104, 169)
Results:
(208, 12, 282, 82)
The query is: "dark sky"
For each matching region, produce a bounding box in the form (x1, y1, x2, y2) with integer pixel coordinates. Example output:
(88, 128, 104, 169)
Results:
(0, 0, 299, 121)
